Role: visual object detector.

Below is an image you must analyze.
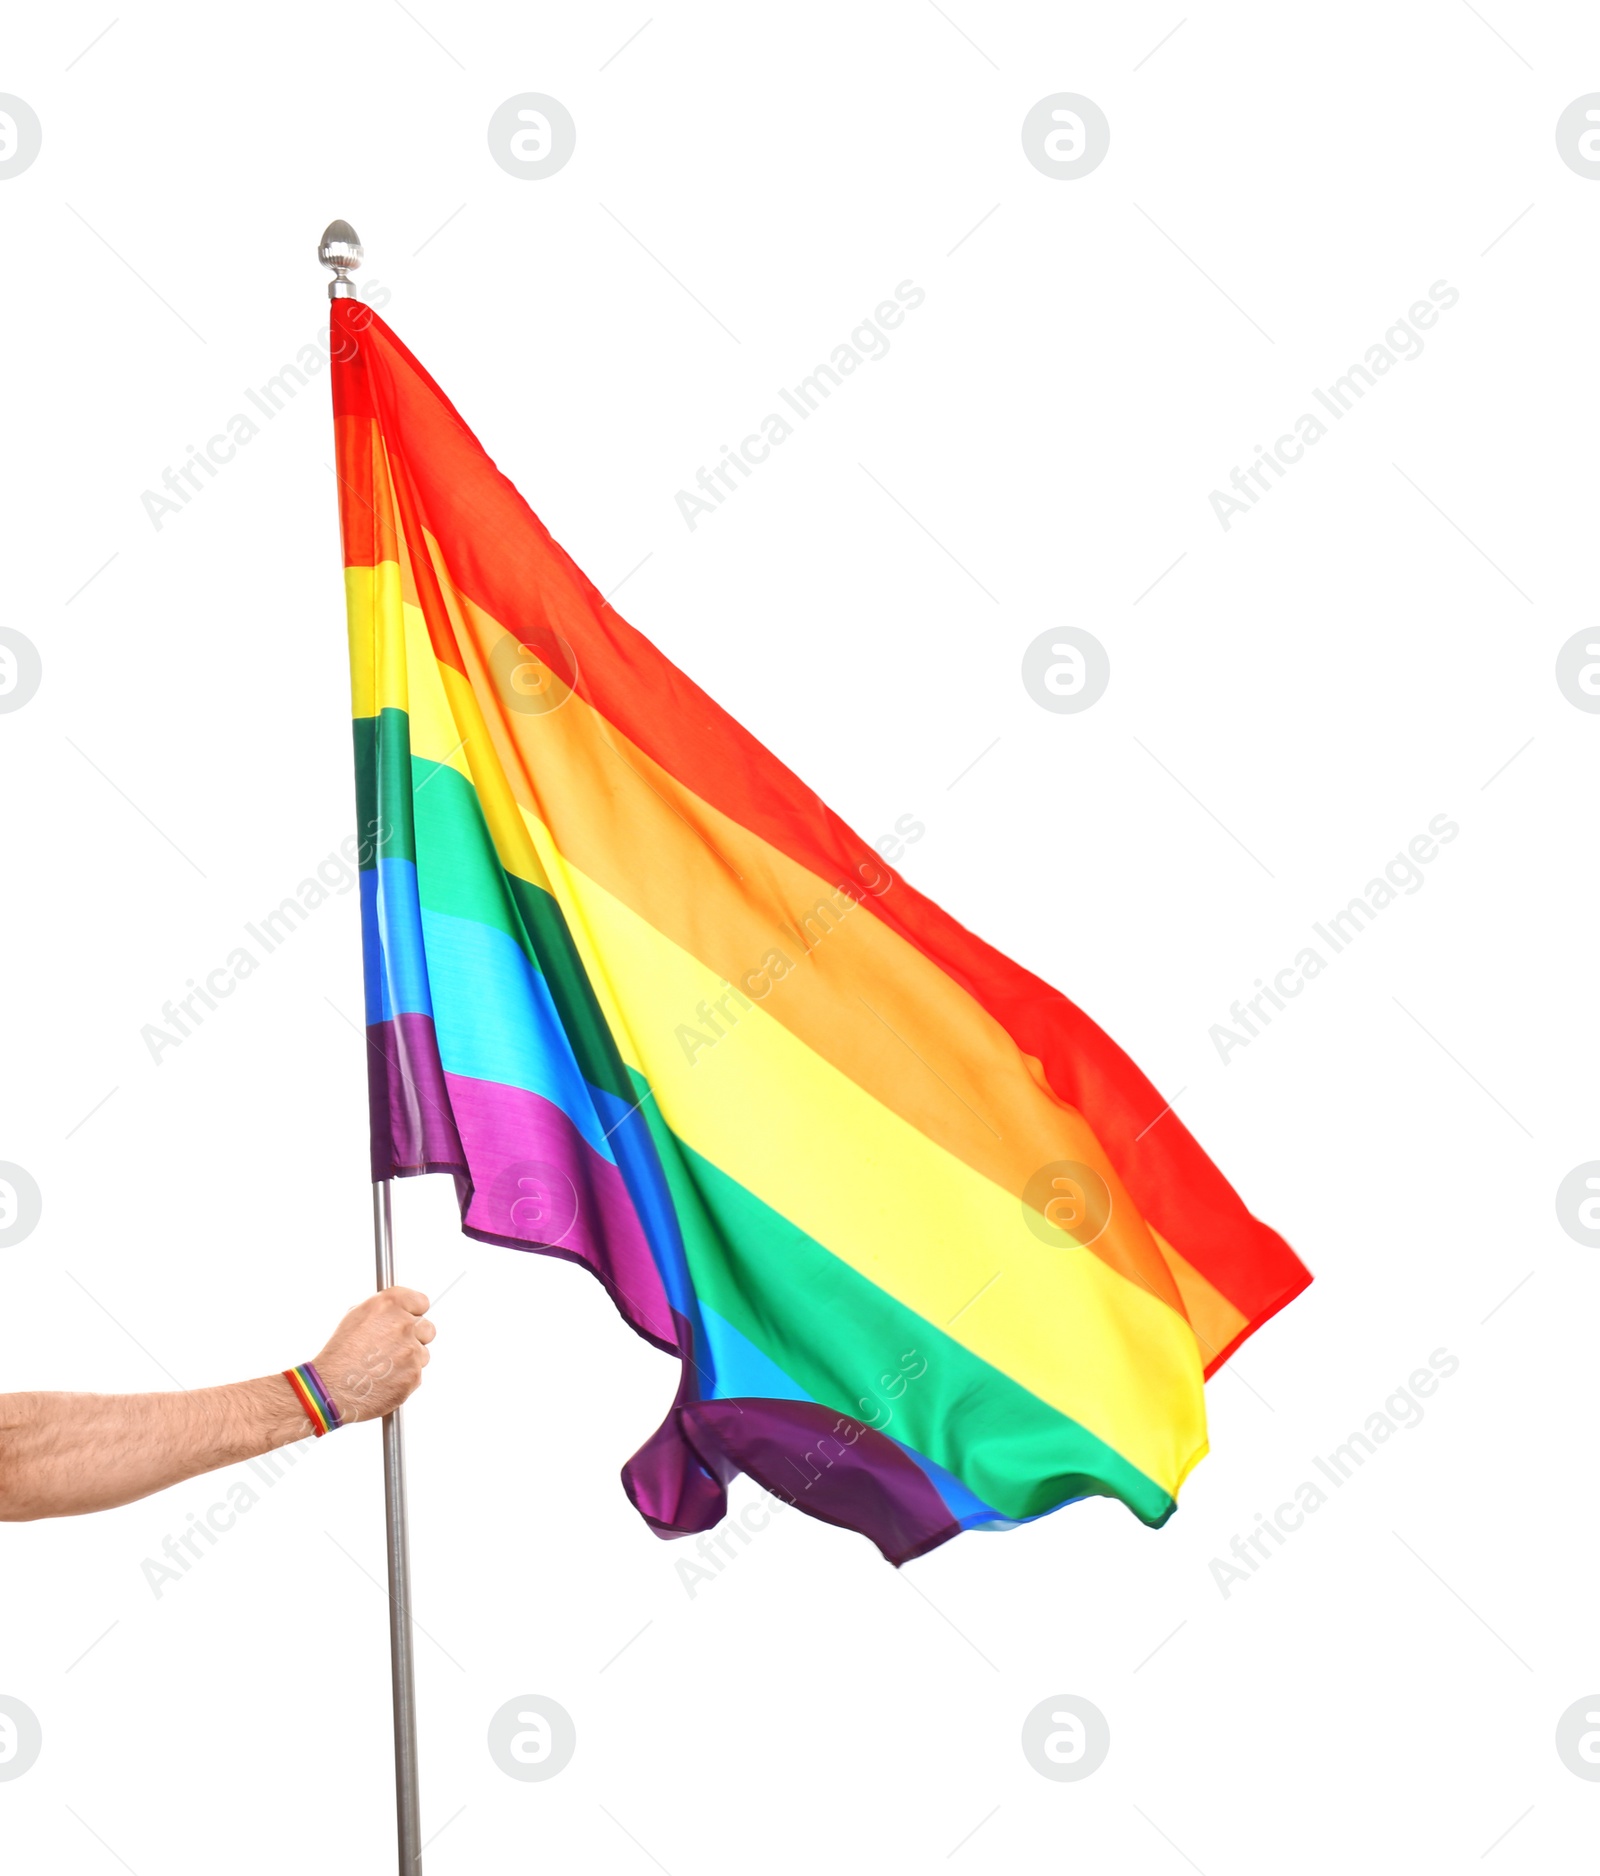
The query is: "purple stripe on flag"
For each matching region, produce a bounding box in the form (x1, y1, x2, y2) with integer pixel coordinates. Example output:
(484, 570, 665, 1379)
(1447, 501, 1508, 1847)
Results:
(366, 1011, 464, 1181)
(365, 1013, 673, 1353)
(624, 1383, 961, 1567)
(445, 1070, 676, 1351)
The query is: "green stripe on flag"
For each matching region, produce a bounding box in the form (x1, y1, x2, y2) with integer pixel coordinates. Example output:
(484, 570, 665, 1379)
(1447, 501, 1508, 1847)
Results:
(635, 1080, 1174, 1528)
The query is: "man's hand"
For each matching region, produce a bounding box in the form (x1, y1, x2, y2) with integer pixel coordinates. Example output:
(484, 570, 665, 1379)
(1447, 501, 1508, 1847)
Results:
(311, 1287, 435, 1425)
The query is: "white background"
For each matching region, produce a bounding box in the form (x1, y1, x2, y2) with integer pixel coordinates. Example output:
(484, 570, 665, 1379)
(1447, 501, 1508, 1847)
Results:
(1, 2, 1596, 1868)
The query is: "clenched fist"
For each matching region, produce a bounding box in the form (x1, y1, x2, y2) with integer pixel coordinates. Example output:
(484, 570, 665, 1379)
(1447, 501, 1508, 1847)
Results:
(311, 1287, 436, 1425)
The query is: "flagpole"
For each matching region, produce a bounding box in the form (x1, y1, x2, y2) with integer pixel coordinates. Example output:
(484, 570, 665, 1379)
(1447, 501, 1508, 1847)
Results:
(318, 218, 424, 1875)
(373, 1178, 423, 1872)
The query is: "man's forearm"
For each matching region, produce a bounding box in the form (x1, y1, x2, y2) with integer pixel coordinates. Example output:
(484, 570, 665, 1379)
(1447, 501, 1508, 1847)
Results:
(0, 1376, 309, 1521)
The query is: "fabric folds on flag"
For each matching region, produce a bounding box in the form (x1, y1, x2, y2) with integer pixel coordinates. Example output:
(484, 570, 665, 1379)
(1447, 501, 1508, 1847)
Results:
(328, 299, 1310, 1565)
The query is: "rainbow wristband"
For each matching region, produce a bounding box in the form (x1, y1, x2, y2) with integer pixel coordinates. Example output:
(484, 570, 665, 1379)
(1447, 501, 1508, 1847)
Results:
(283, 1362, 343, 1436)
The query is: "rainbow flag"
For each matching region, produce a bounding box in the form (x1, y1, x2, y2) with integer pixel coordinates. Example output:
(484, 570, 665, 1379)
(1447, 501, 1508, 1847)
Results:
(329, 300, 1310, 1564)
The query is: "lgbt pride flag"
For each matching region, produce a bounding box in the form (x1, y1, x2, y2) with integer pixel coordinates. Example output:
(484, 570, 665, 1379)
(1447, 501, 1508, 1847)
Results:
(329, 299, 1309, 1565)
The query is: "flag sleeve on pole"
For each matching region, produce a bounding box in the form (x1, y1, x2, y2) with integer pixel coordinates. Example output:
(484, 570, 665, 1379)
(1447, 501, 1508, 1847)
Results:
(329, 300, 1310, 1565)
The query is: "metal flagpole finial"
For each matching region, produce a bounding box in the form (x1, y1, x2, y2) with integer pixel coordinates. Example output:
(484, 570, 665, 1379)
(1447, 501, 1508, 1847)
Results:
(319, 219, 363, 300)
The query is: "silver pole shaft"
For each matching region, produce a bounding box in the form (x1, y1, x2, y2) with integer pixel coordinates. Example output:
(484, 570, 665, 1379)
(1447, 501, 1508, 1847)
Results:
(373, 1179, 423, 1871)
